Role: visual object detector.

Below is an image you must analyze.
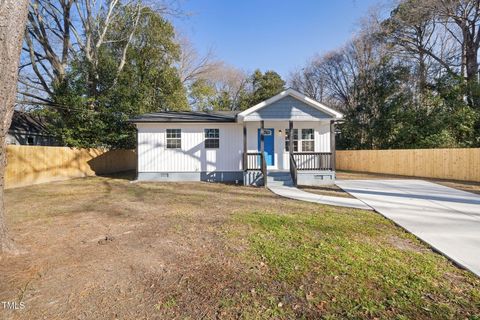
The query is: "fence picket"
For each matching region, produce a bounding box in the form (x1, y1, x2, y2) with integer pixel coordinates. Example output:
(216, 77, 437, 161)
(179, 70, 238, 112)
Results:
(6, 145, 136, 189)
(337, 148, 480, 182)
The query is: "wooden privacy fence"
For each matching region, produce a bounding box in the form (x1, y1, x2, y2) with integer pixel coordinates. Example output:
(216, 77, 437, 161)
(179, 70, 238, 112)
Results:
(336, 148, 480, 182)
(6, 145, 136, 189)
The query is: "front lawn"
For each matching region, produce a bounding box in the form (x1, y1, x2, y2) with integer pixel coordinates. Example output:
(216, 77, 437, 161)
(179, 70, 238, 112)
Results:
(0, 175, 479, 319)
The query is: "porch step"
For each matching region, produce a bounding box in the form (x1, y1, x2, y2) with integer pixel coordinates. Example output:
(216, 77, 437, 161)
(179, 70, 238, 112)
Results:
(266, 172, 294, 187)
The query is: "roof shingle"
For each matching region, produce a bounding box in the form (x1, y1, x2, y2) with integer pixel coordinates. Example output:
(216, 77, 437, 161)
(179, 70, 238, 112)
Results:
(130, 111, 240, 123)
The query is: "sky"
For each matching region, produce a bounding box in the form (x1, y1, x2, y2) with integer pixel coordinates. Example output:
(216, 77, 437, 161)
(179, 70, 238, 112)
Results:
(174, 0, 384, 80)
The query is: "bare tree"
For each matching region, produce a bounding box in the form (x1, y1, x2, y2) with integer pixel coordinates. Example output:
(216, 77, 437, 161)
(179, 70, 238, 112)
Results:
(176, 36, 222, 84)
(21, 0, 179, 105)
(0, 0, 30, 253)
(435, 0, 480, 82)
(289, 58, 327, 103)
(388, 0, 480, 83)
(176, 36, 250, 110)
(290, 10, 387, 114)
(383, 2, 437, 94)
(289, 16, 392, 148)
(207, 64, 248, 110)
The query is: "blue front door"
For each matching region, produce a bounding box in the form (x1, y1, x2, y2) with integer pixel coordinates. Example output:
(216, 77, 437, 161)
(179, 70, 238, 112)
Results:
(258, 128, 275, 166)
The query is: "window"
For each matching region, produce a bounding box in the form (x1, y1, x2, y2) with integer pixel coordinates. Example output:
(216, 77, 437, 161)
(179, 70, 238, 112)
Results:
(285, 129, 299, 152)
(166, 129, 181, 149)
(27, 136, 34, 145)
(286, 129, 315, 152)
(204, 128, 219, 149)
(301, 129, 315, 152)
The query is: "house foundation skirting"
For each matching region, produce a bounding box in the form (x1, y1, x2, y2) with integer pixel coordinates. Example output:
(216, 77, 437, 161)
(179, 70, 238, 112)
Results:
(137, 170, 335, 186)
(137, 171, 244, 183)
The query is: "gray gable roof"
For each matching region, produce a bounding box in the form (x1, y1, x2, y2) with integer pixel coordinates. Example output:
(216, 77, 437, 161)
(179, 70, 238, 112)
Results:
(130, 111, 240, 123)
(237, 88, 343, 121)
(130, 89, 342, 124)
(244, 95, 332, 121)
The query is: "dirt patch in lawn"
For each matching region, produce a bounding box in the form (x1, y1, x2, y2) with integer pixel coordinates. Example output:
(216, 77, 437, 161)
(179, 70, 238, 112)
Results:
(299, 184, 354, 198)
(0, 177, 301, 319)
(0, 176, 479, 319)
(386, 234, 431, 253)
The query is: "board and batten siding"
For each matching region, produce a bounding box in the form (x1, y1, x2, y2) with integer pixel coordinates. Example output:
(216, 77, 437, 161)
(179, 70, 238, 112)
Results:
(244, 96, 331, 121)
(246, 121, 331, 171)
(137, 123, 243, 173)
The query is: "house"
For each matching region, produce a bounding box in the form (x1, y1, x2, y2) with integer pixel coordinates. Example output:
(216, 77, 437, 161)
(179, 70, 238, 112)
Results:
(130, 88, 343, 186)
(7, 110, 58, 146)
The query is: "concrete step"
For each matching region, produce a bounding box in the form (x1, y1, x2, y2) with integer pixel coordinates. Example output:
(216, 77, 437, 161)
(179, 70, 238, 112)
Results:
(267, 172, 291, 178)
(268, 181, 294, 187)
(267, 176, 292, 182)
(266, 172, 293, 186)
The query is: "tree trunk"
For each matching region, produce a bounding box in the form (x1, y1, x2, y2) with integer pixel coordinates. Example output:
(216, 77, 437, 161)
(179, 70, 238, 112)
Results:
(464, 38, 480, 109)
(465, 43, 479, 83)
(0, 0, 30, 254)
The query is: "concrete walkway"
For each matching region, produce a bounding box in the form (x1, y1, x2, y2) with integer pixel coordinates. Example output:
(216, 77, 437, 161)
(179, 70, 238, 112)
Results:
(336, 179, 480, 277)
(267, 185, 373, 210)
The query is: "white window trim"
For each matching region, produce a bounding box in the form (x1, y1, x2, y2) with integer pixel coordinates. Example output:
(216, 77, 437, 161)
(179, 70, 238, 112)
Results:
(301, 129, 315, 152)
(204, 128, 220, 149)
(285, 129, 299, 152)
(285, 128, 315, 152)
(166, 129, 181, 149)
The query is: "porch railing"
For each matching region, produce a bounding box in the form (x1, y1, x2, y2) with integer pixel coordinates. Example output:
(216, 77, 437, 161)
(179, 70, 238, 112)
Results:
(244, 152, 267, 187)
(289, 152, 298, 187)
(244, 152, 261, 171)
(292, 152, 333, 171)
(288, 152, 333, 187)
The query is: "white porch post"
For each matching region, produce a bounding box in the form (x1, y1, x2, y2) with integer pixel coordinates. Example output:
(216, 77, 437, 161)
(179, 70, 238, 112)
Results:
(243, 123, 247, 171)
(260, 120, 266, 186)
(288, 120, 293, 155)
(330, 120, 336, 171)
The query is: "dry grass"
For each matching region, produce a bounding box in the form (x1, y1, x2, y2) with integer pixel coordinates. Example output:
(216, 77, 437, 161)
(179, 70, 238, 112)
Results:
(0, 174, 478, 319)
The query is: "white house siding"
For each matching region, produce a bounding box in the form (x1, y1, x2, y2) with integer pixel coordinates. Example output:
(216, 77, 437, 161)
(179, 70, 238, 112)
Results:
(137, 123, 243, 174)
(245, 121, 331, 171)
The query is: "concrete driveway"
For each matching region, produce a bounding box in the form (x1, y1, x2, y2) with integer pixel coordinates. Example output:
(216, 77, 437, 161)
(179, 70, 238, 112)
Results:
(335, 179, 480, 277)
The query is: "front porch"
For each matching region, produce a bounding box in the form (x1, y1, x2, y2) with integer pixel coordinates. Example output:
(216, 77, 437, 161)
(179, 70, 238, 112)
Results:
(241, 119, 337, 187)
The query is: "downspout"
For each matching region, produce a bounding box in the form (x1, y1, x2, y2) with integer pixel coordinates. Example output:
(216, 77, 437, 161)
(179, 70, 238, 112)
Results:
(135, 125, 139, 181)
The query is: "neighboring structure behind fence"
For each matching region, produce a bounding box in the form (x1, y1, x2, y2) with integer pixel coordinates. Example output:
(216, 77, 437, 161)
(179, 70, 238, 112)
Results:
(6, 145, 136, 189)
(337, 148, 480, 182)
(7, 110, 58, 146)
